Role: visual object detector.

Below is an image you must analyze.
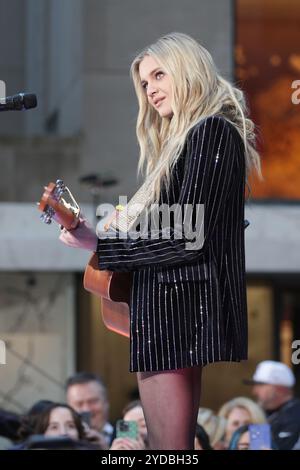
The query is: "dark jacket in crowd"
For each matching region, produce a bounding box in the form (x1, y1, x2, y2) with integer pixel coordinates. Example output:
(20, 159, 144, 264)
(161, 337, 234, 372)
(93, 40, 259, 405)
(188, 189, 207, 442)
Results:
(268, 398, 300, 450)
(0, 409, 21, 441)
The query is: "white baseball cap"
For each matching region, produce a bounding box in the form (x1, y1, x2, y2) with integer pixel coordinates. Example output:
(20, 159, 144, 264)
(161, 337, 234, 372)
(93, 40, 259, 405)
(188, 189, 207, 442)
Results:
(244, 360, 295, 387)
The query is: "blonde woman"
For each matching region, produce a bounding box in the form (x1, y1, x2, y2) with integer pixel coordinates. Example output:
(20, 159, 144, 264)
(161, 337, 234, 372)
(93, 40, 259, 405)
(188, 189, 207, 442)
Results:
(218, 396, 266, 447)
(59, 32, 261, 449)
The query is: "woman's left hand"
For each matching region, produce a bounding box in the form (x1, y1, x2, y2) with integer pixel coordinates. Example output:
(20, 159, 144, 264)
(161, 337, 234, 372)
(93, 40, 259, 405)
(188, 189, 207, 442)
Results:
(59, 216, 98, 252)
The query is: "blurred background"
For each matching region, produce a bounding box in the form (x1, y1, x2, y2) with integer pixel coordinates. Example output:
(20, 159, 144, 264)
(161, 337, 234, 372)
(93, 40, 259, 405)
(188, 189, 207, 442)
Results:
(0, 0, 300, 428)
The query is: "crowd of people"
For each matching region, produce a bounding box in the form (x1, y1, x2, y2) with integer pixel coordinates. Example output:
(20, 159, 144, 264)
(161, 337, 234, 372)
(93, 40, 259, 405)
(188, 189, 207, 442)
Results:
(0, 361, 300, 450)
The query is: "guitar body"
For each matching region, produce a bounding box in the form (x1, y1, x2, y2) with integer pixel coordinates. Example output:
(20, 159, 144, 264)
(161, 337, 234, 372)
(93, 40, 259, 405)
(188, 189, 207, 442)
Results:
(83, 253, 131, 338)
(39, 180, 131, 338)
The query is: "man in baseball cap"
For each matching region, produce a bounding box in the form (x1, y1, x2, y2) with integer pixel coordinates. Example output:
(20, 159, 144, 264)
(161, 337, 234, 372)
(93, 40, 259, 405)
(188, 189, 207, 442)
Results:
(244, 360, 300, 450)
(244, 360, 295, 388)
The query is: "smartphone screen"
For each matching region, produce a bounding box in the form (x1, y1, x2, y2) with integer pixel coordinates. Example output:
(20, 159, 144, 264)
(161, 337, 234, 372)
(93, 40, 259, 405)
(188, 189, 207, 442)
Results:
(249, 423, 271, 450)
(116, 420, 138, 440)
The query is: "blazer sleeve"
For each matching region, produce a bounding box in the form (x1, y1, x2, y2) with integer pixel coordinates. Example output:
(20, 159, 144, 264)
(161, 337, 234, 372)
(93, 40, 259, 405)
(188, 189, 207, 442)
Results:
(97, 116, 239, 271)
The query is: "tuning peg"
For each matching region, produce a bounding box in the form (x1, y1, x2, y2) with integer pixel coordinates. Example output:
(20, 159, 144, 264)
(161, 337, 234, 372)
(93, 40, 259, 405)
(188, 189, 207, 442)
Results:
(40, 213, 51, 224)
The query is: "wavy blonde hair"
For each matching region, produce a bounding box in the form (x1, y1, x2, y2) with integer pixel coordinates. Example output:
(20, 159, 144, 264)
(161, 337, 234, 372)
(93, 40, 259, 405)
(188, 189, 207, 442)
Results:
(218, 396, 266, 424)
(130, 32, 261, 202)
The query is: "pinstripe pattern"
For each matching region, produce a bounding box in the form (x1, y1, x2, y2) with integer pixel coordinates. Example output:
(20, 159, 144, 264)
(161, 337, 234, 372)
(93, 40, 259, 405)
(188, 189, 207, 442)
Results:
(97, 115, 248, 372)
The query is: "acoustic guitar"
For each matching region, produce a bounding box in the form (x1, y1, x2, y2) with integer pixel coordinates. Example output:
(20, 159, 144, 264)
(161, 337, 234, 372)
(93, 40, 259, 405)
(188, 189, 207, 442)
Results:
(38, 179, 131, 338)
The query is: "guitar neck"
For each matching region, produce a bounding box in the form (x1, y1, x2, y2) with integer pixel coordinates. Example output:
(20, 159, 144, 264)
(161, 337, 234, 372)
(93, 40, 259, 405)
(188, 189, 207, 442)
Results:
(51, 199, 80, 230)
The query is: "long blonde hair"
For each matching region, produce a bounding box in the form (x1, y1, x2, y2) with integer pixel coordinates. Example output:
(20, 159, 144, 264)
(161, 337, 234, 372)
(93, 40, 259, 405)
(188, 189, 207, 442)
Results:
(218, 397, 266, 424)
(130, 32, 261, 202)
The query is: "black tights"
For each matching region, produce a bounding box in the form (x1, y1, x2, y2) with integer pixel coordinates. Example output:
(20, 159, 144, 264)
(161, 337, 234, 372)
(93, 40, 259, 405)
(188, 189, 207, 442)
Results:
(137, 366, 202, 450)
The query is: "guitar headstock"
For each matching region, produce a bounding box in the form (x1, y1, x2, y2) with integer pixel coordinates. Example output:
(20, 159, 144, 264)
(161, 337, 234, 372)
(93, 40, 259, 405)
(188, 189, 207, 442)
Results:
(38, 179, 80, 230)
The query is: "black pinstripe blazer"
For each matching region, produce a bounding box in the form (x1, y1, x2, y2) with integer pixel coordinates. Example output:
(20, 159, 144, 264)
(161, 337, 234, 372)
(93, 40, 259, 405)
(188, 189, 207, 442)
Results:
(97, 115, 247, 360)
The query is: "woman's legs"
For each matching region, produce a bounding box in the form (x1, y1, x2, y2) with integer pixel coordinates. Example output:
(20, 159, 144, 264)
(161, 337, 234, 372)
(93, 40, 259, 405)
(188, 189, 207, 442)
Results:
(137, 365, 202, 450)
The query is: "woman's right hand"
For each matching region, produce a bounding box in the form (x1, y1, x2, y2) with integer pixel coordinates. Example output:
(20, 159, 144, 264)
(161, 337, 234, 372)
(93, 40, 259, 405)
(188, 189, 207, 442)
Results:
(109, 436, 145, 450)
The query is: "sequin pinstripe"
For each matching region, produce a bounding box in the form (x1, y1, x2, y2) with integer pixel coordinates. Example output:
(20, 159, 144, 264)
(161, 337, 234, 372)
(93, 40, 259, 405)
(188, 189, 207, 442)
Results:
(97, 115, 248, 372)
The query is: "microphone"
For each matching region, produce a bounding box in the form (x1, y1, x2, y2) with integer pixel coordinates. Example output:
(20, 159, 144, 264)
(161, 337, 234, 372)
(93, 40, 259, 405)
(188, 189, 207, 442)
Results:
(0, 93, 37, 111)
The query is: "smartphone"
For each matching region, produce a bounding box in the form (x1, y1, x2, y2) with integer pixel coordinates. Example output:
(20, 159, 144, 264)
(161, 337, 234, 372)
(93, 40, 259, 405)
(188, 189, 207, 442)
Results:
(79, 411, 92, 426)
(249, 423, 271, 450)
(116, 419, 138, 440)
